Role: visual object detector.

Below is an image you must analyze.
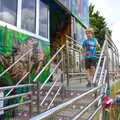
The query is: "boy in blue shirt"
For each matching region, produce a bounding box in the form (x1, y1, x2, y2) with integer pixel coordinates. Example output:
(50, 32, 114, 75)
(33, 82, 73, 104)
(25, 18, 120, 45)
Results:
(82, 28, 100, 87)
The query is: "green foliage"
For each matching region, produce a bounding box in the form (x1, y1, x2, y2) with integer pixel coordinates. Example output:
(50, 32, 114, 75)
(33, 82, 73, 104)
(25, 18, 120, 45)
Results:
(89, 4, 112, 46)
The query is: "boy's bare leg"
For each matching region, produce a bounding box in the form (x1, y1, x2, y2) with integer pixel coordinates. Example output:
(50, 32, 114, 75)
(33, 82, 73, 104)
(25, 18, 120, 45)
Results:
(90, 66, 96, 81)
(87, 69, 92, 81)
(86, 69, 92, 87)
(86, 66, 96, 87)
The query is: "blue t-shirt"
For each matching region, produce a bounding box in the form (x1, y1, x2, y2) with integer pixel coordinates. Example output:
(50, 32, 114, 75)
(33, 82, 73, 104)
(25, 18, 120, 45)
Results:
(82, 38, 98, 58)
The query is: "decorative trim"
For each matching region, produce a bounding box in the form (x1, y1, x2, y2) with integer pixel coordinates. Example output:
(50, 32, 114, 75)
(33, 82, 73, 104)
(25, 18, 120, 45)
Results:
(17, 0, 22, 28)
(0, 21, 49, 42)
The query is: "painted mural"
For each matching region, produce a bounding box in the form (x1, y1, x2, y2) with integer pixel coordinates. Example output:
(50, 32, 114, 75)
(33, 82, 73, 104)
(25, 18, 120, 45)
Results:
(58, 0, 70, 10)
(58, 0, 89, 27)
(76, 20, 86, 44)
(0, 25, 50, 86)
(71, 0, 89, 27)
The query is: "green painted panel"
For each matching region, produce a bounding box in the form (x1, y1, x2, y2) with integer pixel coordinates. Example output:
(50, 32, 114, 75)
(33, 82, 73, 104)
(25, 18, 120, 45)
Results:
(0, 25, 50, 86)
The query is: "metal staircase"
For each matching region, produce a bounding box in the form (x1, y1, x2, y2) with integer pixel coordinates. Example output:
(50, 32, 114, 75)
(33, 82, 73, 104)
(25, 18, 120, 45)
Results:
(0, 31, 120, 120)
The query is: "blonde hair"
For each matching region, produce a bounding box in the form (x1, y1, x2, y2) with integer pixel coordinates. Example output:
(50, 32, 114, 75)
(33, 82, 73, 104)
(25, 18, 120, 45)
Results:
(85, 27, 94, 34)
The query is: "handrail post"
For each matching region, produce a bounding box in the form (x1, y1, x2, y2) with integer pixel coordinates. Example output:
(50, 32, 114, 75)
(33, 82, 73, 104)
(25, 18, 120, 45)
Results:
(37, 80, 40, 114)
(27, 50, 31, 84)
(106, 41, 110, 95)
(115, 52, 117, 76)
(27, 52, 32, 118)
(116, 52, 119, 78)
(103, 33, 110, 120)
(111, 51, 115, 81)
(29, 86, 32, 118)
(117, 51, 119, 74)
(79, 51, 82, 82)
(65, 39, 69, 87)
(61, 49, 64, 100)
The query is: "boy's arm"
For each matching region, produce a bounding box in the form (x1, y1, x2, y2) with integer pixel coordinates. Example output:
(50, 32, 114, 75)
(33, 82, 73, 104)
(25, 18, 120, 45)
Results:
(82, 40, 86, 56)
(96, 43, 100, 49)
(95, 39, 100, 50)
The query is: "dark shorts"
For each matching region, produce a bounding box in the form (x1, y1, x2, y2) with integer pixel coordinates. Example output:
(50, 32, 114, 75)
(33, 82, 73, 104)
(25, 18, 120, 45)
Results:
(0, 115, 4, 120)
(85, 58, 97, 69)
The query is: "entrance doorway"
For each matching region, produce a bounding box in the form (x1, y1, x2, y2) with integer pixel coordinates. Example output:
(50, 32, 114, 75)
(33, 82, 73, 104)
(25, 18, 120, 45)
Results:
(49, 1, 71, 55)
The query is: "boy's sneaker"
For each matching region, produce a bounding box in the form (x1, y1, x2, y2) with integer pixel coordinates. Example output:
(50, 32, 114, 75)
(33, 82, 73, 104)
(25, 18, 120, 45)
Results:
(93, 82, 97, 87)
(86, 81, 91, 87)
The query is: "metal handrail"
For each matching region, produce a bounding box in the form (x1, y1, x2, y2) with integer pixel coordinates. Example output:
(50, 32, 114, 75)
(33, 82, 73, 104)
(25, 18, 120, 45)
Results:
(92, 40, 107, 84)
(5, 72, 30, 96)
(98, 56, 106, 85)
(68, 47, 82, 53)
(40, 69, 62, 106)
(0, 84, 33, 114)
(0, 91, 32, 101)
(33, 45, 65, 82)
(67, 41, 82, 49)
(0, 100, 31, 111)
(40, 59, 62, 90)
(33, 35, 83, 113)
(47, 86, 62, 110)
(105, 31, 118, 51)
(65, 34, 82, 47)
(73, 70, 108, 120)
(30, 84, 104, 120)
(29, 32, 119, 120)
(0, 84, 34, 90)
(103, 70, 107, 84)
(72, 94, 103, 120)
(87, 69, 108, 119)
(31, 45, 65, 114)
(0, 48, 32, 77)
(87, 105, 102, 120)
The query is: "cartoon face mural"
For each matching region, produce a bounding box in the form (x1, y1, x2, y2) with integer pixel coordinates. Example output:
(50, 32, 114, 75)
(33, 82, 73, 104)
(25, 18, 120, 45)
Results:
(0, 26, 50, 86)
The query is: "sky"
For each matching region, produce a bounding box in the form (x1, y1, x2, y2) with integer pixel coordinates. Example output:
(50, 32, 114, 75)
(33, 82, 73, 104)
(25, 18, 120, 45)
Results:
(89, 0, 120, 52)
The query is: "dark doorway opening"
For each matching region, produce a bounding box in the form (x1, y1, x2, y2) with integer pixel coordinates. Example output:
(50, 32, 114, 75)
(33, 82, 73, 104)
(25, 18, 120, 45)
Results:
(50, 1, 71, 55)
(43, 0, 71, 55)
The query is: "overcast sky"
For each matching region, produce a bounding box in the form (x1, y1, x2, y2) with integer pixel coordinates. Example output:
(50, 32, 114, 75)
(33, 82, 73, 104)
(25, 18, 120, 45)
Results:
(89, 0, 120, 52)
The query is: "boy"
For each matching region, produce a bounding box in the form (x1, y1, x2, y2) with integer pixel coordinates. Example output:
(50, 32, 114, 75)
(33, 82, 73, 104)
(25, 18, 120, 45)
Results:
(82, 27, 100, 87)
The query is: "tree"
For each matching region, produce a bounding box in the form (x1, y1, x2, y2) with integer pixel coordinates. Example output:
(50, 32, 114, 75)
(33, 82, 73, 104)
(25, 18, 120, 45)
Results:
(89, 4, 111, 46)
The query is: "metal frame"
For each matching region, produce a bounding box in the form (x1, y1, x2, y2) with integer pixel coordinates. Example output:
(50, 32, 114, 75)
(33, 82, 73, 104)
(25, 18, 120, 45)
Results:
(30, 84, 105, 120)
(0, 84, 34, 118)
(29, 30, 119, 120)
(0, 0, 50, 42)
(0, 31, 119, 119)
(72, 95, 103, 120)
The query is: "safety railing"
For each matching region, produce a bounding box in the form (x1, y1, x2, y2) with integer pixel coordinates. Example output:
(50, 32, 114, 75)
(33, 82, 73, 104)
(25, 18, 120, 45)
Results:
(31, 35, 85, 114)
(30, 83, 107, 120)
(30, 34, 109, 120)
(0, 84, 34, 118)
(89, 30, 120, 119)
(92, 30, 119, 87)
(32, 44, 65, 113)
(65, 35, 83, 72)
(5, 72, 30, 97)
(30, 31, 120, 120)
(0, 48, 34, 118)
(65, 35, 85, 86)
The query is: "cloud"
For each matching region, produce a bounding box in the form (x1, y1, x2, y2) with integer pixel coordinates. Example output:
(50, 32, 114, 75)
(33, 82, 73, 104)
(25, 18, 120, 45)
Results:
(89, 0, 120, 27)
(112, 22, 120, 52)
